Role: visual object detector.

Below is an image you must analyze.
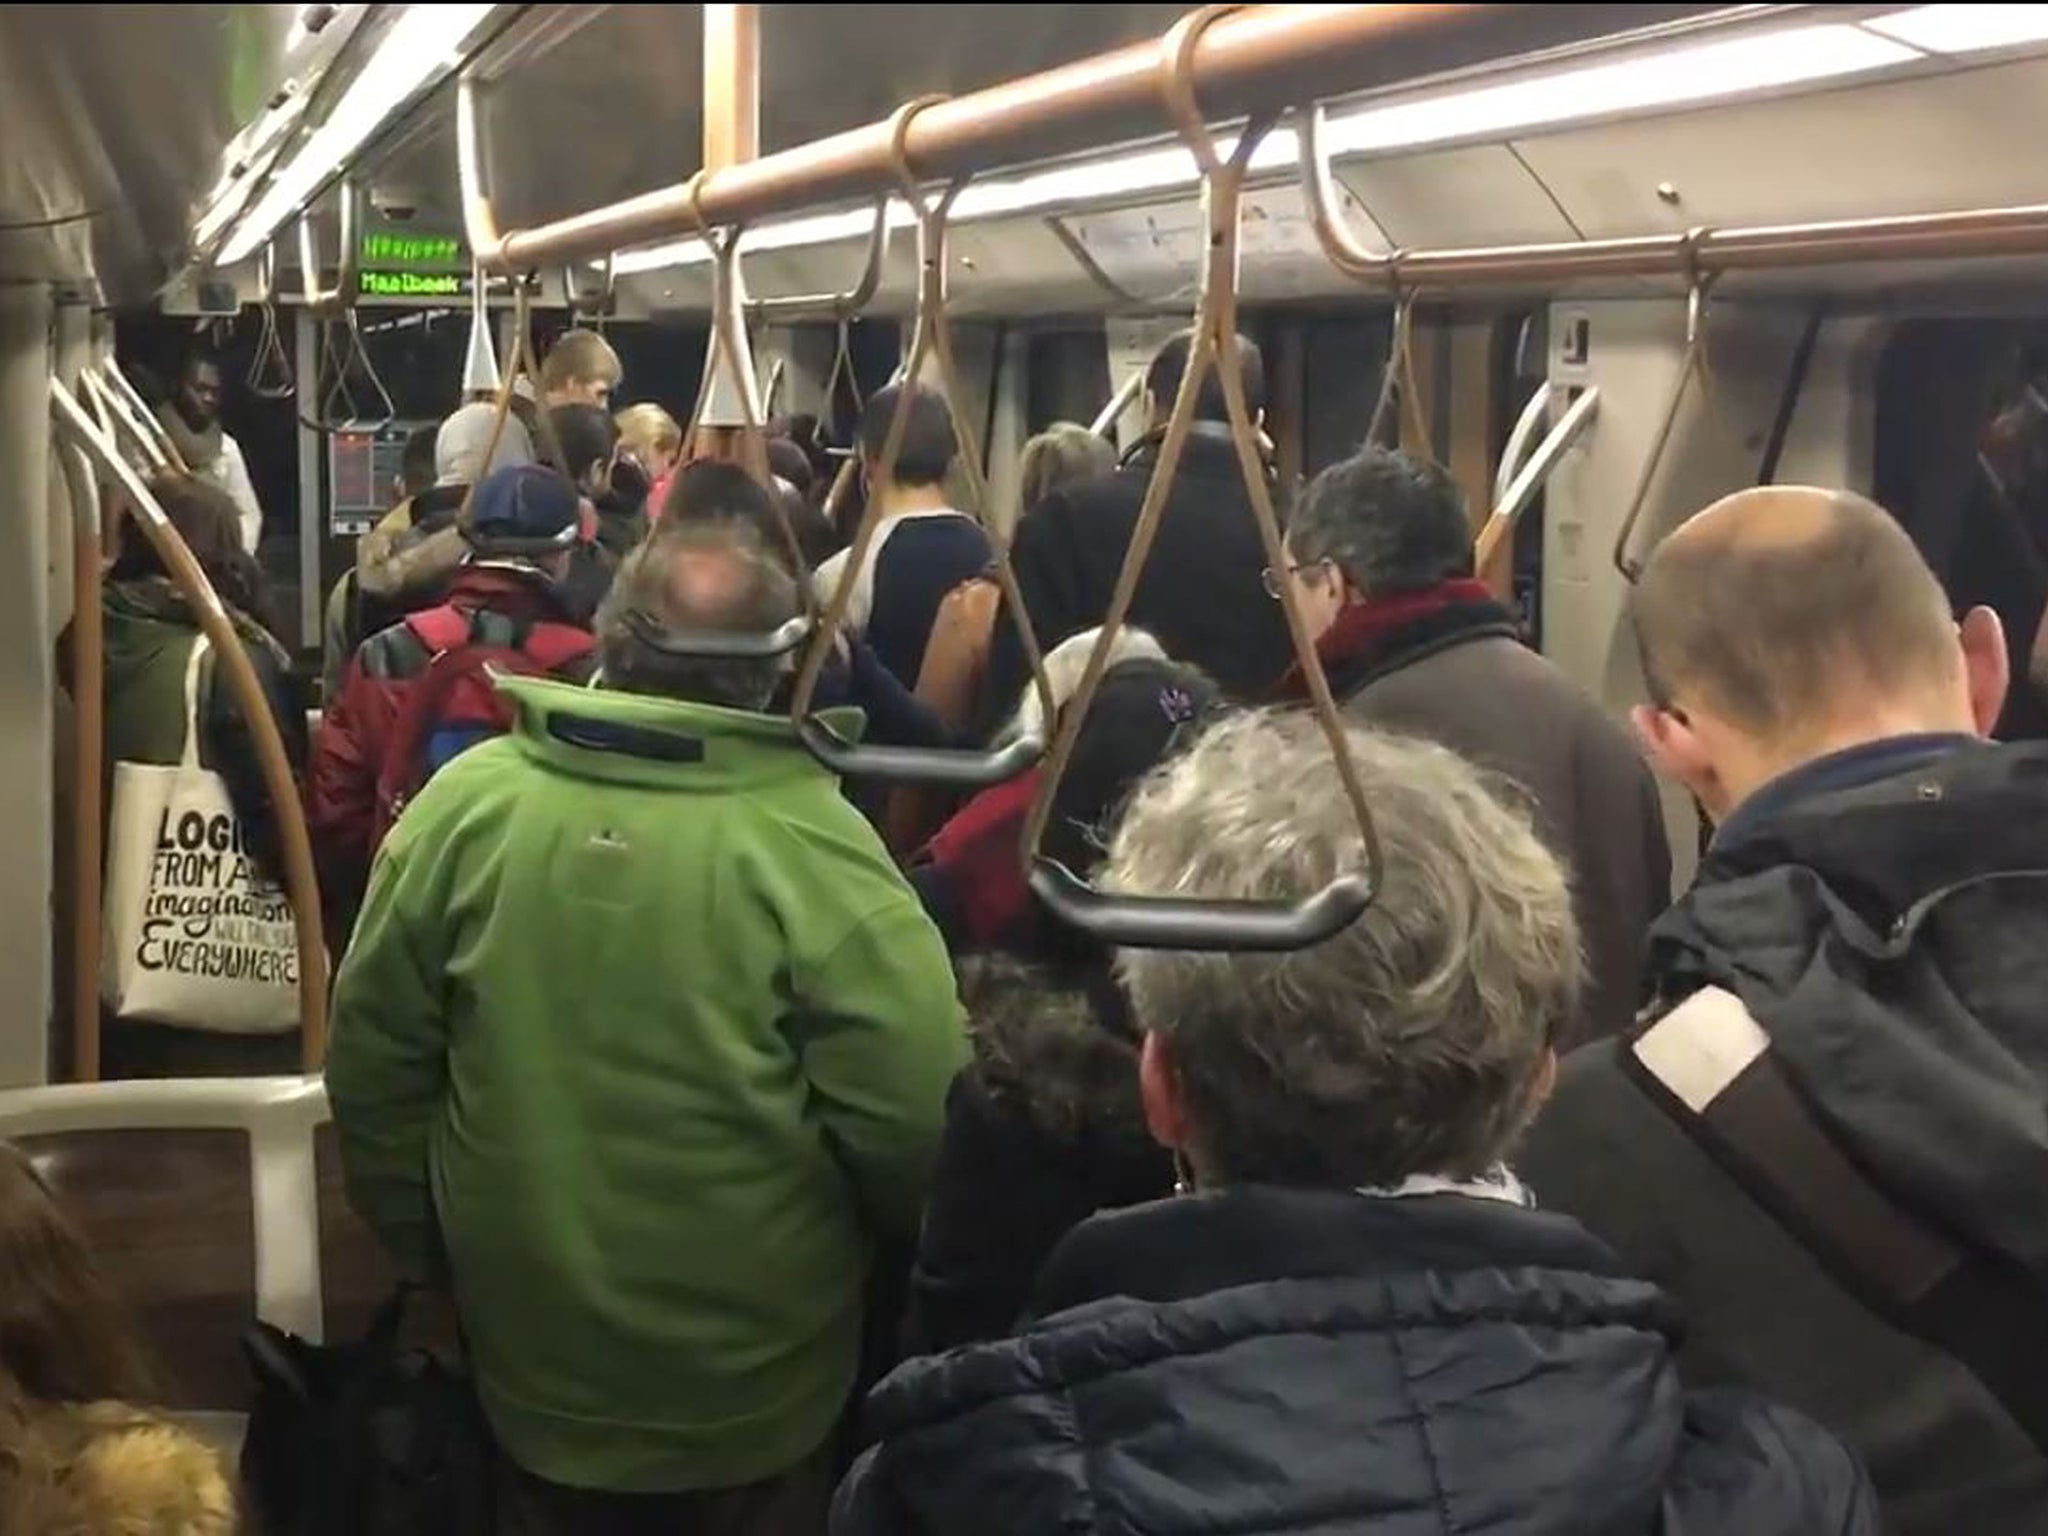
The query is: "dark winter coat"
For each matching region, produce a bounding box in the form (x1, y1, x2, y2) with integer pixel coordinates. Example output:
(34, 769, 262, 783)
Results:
(982, 426, 1292, 720)
(1298, 583, 1670, 1044)
(1522, 734, 2048, 1536)
(835, 1185, 1877, 1536)
(899, 977, 1171, 1356)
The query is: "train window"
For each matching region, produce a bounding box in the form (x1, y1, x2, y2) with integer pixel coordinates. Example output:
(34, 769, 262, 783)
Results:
(1873, 320, 2048, 740)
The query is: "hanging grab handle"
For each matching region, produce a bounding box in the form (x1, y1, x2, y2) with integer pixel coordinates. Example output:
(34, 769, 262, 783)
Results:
(561, 251, 616, 328)
(245, 242, 295, 400)
(787, 96, 1057, 788)
(1614, 239, 1716, 582)
(1022, 6, 1381, 953)
(295, 182, 396, 434)
(458, 274, 570, 522)
(748, 196, 890, 324)
(662, 189, 821, 657)
(1298, 103, 1430, 454)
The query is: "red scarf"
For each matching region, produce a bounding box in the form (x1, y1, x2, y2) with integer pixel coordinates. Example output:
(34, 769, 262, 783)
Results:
(1274, 578, 1509, 700)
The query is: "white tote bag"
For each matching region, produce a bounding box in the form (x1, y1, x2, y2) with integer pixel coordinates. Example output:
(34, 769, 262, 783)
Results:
(100, 634, 302, 1033)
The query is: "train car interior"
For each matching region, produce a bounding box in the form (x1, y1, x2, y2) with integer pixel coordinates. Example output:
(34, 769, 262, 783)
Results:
(5, 0, 2048, 1519)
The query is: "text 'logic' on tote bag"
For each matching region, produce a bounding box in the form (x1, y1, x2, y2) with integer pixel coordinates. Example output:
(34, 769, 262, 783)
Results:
(100, 633, 304, 1034)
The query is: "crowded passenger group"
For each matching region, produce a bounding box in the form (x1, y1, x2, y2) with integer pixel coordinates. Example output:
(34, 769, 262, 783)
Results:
(42, 317, 2048, 1536)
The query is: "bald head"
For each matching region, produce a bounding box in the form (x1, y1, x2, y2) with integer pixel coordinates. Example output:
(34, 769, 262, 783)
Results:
(596, 520, 799, 709)
(1634, 486, 1962, 746)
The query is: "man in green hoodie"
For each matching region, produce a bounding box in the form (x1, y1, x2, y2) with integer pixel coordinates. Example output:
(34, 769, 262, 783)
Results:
(326, 518, 967, 1533)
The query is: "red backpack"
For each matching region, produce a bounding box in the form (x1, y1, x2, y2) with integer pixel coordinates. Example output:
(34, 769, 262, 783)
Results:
(371, 605, 594, 847)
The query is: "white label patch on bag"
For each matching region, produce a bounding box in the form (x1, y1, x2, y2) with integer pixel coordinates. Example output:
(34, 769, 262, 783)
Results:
(1632, 985, 1769, 1115)
(101, 636, 304, 1034)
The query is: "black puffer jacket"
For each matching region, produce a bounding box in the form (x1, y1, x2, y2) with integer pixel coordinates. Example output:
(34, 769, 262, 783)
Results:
(835, 1186, 1876, 1536)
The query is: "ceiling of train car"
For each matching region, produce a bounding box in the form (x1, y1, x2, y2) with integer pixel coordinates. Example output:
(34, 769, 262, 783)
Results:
(371, 4, 1197, 236)
(0, 4, 297, 300)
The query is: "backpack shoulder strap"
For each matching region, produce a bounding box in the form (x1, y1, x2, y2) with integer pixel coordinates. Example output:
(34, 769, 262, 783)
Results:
(405, 604, 475, 656)
(1623, 986, 2048, 1450)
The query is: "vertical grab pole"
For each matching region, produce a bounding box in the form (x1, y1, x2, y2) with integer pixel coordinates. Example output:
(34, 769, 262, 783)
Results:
(54, 302, 103, 1080)
(49, 381, 329, 1070)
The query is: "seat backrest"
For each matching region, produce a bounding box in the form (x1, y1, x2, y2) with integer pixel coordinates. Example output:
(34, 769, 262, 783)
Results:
(0, 1077, 398, 1411)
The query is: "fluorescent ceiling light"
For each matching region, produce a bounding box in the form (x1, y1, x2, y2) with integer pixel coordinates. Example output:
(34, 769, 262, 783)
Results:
(218, 2, 496, 264)
(1321, 24, 1911, 155)
(193, 90, 314, 250)
(1865, 5, 2048, 54)
(618, 20, 1912, 277)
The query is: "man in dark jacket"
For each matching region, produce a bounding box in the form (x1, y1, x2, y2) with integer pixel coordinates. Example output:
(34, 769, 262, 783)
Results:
(980, 329, 1291, 716)
(1276, 447, 1669, 1042)
(1520, 485, 2048, 1536)
(836, 711, 1874, 1536)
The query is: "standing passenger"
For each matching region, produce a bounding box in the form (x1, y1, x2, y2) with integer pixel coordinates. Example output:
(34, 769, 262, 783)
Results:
(1274, 447, 1669, 1043)
(981, 329, 1291, 713)
(837, 712, 1874, 1536)
(1521, 486, 2048, 1536)
(327, 519, 964, 1536)
(154, 353, 266, 554)
(538, 327, 624, 411)
(812, 383, 992, 689)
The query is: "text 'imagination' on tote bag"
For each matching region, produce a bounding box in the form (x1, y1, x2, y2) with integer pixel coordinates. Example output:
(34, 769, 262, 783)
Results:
(100, 633, 304, 1034)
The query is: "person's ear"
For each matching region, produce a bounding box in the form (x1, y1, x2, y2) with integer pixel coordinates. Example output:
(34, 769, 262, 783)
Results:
(1631, 702, 1721, 810)
(1959, 604, 2009, 737)
(1139, 1032, 1191, 1155)
(1530, 1048, 1559, 1113)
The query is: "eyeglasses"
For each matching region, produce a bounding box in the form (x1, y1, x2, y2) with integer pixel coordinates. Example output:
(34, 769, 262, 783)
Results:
(1260, 561, 1324, 600)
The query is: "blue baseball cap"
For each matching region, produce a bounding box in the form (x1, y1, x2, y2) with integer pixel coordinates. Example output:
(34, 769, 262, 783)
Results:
(463, 464, 583, 555)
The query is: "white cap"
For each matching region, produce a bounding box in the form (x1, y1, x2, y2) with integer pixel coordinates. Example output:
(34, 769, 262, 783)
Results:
(436, 401, 534, 487)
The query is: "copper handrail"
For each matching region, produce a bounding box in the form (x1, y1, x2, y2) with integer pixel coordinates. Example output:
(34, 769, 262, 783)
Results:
(51, 379, 330, 1072)
(787, 96, 1056, 788)
(458, 5, 1510, 275)
(1021, 5, 1381, 953)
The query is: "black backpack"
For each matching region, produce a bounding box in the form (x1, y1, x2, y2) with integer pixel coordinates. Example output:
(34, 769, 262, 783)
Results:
(240, 1288, 493, 1536)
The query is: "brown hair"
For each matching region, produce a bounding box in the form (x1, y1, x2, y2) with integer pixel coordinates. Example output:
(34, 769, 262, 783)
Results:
(1632, 489, 1959, 740)
(0, 1147, 158, 1408)
(539, 328, 622, 397)
(112, 474, 276, 639)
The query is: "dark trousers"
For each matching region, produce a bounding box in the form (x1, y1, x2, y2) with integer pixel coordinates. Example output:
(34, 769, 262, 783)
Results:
(495, 1446, 831, 1536)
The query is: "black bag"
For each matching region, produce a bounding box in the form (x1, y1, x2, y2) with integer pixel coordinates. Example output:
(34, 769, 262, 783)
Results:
(240, 1288, 494, 1536)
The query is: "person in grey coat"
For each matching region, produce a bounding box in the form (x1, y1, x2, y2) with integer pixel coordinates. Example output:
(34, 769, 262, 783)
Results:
(834, 712, 1874, 1536)
(1522, 486, 2048, 1536)
(1271, 447, 1670, 1042)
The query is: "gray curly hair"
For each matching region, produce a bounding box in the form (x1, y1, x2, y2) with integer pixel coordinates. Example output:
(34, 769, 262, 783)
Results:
(1105, 710, 1581, 1188)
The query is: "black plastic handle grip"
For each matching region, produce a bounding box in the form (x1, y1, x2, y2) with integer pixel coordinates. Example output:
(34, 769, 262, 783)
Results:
(796, 718, 1043, 788)
(1027, 858, 1374, 952)
(624, 611, 815, 660)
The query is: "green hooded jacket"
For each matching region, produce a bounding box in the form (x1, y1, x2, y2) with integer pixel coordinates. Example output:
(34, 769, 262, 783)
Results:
(325, 675, 966, 1493)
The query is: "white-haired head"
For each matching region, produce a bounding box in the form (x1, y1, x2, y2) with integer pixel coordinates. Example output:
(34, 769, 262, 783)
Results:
(1001, 626, 1168, 744)
(1107, 710, 1581, 1189)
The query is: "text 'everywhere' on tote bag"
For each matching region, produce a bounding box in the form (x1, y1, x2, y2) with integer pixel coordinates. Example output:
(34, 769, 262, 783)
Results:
(101, 633, 303, 1033)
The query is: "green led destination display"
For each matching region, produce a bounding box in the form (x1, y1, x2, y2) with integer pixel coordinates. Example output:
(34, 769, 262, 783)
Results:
(360, 271, 465, 297)
(360, 233, 464, 267)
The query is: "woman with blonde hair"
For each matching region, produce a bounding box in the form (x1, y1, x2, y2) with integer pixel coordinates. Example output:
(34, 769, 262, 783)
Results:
(1015, 421, 1113, 527)
(613, 402, 683, 481)
(0, 1147, 235, 1534)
